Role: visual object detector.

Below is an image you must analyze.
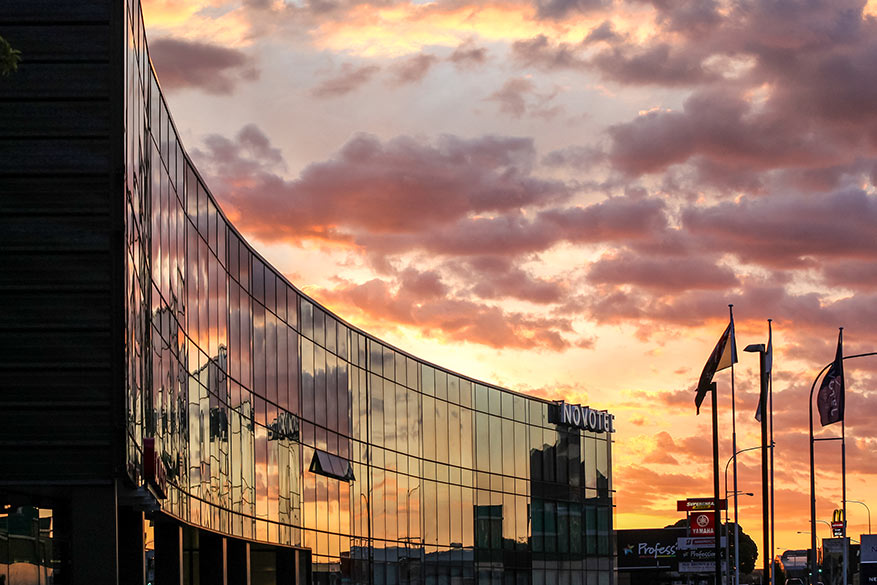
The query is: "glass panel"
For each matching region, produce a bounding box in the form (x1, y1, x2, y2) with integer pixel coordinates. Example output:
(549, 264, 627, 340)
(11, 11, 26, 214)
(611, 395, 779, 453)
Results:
(422, 395, 435, 461)
(434, 400, 448, 463)
(448, 404, 460, 467)
(434, 370, 447, 401)
(475, 385, 488, 413)
(475, 412, 489, 472)
(421, 365, 435, 396)
(488, 416, 501, 475)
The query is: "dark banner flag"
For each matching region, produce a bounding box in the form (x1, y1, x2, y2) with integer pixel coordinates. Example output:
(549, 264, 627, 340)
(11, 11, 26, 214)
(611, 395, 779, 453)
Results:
(817, 328, 845, 426)
(755, 321, 773, 422)
(695, 319, 737, 414)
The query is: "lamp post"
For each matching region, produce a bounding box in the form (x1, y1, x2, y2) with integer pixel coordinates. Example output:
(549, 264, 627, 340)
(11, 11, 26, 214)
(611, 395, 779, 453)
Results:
(725, 446, 761, 585)
(744, 341, 772, 585)
(844, 500, 871, 534)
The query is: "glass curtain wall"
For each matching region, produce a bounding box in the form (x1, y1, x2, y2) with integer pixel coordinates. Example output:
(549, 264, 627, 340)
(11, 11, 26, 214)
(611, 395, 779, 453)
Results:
(122, 1, 615, 584)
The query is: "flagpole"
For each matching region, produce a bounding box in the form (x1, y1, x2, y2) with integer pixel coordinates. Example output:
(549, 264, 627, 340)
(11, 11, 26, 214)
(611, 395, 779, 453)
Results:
(840, 329, 848, 585)
(842, 416, 848, 585)
(768, 320, 776, 585)
(808, 362, 823, 585)
(729, 305, 740, 585)
(809, 344, 877, 585)
(712, 381, 723, 585)
(759, 347, 770, 584)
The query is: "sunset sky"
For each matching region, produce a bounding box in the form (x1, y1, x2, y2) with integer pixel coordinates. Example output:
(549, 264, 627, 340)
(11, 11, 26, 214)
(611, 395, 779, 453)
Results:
(142, 0, 877, 561)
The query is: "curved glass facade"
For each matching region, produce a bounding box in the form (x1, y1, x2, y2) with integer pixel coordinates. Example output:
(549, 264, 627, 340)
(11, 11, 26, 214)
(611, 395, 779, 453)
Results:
(122, 1, 615, 584)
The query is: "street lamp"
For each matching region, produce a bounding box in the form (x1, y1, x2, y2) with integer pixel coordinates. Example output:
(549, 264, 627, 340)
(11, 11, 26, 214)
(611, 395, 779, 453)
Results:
(731, 492, 755, 498)
(725, 446, 761, 585)
(844, 500, 871, 534)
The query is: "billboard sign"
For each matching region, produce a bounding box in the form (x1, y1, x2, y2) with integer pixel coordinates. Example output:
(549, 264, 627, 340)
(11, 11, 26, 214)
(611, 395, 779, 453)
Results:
(678, 537, 726, 550)
(617, 528, 684, 570)
(863, 535, 877, 584)
(677, 498, 728, 512)
(832, 509, 845, 537)
(861, 534, 877, 563)
(689, 511, 715, 536)
(679, 560, 727, 574)
(550, 401, 615, 433)
(677, 537, 726, 573)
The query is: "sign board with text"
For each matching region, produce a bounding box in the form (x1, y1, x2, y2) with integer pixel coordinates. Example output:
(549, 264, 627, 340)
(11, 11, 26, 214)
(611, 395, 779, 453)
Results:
(677, 498, 728, 512)
(678, 537, 727, 550)
(677, 537, 726, 573)
(689, 511, 715, 536)
(861, 534, 877, 563)
(616, 528, 684, 571)
(679, 560, 727, 574)
(863, 535, 877, 585)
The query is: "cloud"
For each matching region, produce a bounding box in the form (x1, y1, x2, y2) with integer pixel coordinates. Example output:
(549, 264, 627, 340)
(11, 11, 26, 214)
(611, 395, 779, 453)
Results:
(311, 63, 381, 97)
(448, 40, 488, 69)
(822, 261, 877, 290)
(647, 0, 723, 38)
(193, 128, 573, 246)
(681, 189, 877, 269)
(148, 37, 259, 94)
(583, 20, 619, 44)
(485, 77, 563, 119)
(533, 0, 608, 20)
(511, 35, 588, 70)
(541, 145, 606, 169)
(590, 43, 719, 86)
(194, 124, 285, 177)
(315, 275, 575, 351)
(607, 88, 843, 176)
(587, 252, 739, 293)
(389, 53, 439, 85)
(449, 256, 567, 304)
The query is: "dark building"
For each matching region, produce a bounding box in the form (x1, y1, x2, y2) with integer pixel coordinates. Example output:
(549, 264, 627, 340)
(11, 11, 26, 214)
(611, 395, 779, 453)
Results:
(0, 1, 616, 583)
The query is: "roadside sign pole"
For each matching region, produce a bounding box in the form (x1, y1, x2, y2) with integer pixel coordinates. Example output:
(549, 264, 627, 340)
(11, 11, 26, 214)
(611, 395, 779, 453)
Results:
(712, 382, 722, 585)
(759, 348, 770, 584)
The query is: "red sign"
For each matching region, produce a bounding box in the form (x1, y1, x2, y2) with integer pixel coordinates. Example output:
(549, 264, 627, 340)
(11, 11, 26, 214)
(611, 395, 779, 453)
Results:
(677, 498, 728, 512)
(143, 437, 168, 499)
(831, 521, 844, 537)
(689, 511, 715, 536)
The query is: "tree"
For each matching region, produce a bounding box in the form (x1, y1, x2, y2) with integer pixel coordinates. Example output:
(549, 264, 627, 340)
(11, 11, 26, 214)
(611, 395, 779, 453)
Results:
(0, 35, 22, 76)
(726, 522, 758, 575)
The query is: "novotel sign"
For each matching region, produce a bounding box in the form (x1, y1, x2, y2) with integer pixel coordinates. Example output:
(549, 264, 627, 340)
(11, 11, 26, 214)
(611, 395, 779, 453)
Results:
(549, 401, 616, 433)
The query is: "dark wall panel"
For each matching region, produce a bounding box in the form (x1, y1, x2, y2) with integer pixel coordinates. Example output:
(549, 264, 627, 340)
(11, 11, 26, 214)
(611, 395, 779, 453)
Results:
(0, 1, 111, 23)
(0, 2, 122, 484)
(0, 24, 111, 61)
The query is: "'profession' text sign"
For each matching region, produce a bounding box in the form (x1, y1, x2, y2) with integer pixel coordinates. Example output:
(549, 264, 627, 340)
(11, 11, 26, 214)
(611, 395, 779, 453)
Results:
(550, 401, 616, 433)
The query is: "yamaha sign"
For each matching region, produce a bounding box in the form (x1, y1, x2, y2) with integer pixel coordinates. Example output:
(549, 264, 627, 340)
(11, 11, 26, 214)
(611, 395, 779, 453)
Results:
(549, 401, 616, 433)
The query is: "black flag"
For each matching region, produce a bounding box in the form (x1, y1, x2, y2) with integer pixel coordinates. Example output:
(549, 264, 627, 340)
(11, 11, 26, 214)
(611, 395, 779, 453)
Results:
(695, 319, 737, 414)
(817, 329, 844, 426)
(755, 321, 772, 422)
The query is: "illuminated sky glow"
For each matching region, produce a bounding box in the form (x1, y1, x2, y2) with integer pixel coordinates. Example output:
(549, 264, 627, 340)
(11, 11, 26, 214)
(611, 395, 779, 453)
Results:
(143, 0, 877, 560)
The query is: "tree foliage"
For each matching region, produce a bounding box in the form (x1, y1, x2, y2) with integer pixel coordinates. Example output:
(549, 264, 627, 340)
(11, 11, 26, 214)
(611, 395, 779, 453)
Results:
(1, 35, 22, 76)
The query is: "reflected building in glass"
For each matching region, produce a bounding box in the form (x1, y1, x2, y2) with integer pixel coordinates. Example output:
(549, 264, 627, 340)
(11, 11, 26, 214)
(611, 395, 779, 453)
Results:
(0, 0, 614, 583)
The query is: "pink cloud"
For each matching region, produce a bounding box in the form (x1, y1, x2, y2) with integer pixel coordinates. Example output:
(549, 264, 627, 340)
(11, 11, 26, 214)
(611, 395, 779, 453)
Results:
(149, 37, 259, 94)
(311, 63, 381, 97)
(316, 276, 575, 351)
(587, 252, 739, 293)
